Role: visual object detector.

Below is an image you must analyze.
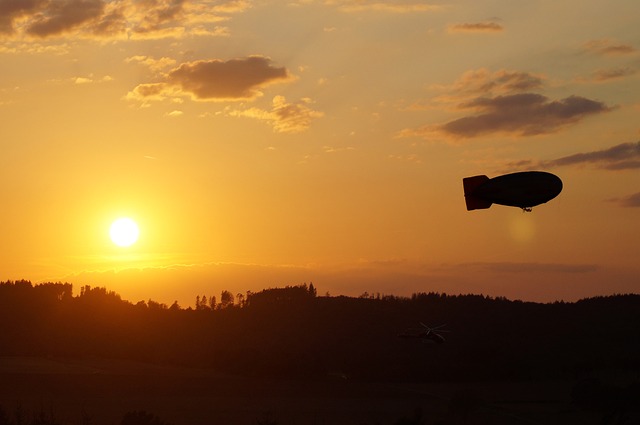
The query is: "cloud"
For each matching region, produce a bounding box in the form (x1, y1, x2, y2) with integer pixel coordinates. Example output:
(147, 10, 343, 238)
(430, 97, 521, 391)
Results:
(430, 68, 545, 105)
(228, 95, 324, 133)
(0, 0, 248, 40)
(124, 82, 178, 107)
(127, 82, 169, 100)
(91, 2, 128, 37)
(167, 57, 291, 100)
(324, 145, 355, 153)
(400, 68, 613, 140)
(0, 41, 71, 55)
(577, 67, 638, 83)
(74, 75, 103, 84)
(505, 141, 640, 172)
(0, 0, 46, 34)
(124, 0, 247, 39)
(609, 192, 640, 208)
(129, 0, 187, 35)
(26, 0, 105, 38)
(126, 56, 293, 103)
(189, 25, 230, 37)
(463, 262, 598, 274)
(545, 141, 640, 170)
(413, 94, 612, 139)
(448, 22, 503, 33)
(125, 55, 177, 72)
(584, 39, 637, 56)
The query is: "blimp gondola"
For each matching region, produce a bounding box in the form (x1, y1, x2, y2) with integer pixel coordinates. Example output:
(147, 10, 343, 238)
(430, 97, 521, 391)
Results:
(463, 171, 562, 212)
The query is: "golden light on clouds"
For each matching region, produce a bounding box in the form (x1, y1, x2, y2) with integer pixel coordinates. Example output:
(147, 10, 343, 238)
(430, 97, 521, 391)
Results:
(448, 22, 504, 33)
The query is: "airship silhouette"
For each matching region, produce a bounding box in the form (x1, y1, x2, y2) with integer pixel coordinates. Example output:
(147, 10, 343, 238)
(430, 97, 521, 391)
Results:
(463, 171, 563, 212)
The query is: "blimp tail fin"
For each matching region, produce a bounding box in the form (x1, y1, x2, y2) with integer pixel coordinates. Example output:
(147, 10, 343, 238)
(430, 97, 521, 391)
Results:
(463, 175, 492, 210)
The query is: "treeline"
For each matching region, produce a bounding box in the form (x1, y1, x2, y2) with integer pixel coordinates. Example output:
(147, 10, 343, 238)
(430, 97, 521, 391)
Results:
(1, 280, 639, 382)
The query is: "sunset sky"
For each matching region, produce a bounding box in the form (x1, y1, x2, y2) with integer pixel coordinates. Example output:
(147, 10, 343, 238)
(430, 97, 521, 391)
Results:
(1, 0, 638, 306)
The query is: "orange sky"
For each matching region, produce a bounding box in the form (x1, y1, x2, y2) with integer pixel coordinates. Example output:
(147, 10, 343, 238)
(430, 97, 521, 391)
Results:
(1, 0, 639, 306)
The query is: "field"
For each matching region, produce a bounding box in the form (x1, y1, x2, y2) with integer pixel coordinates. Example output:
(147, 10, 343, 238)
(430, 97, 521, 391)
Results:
(0, 356, 610, 425)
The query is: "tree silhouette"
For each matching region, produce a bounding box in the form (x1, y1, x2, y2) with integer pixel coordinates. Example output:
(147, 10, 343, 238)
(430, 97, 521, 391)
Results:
(0, 280, 639, 384)
(220, 290, 234, 308)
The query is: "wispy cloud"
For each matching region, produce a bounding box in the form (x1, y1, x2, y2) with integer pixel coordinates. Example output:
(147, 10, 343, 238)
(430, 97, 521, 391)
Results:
(505, 141, 640, 171)
(463, 262, 598, 274)
(129, 0, 187, 35)
(73, 74, 112, 84)
(125, 55, 177, 73)
(124, 82, 174, 105)
(430, 68, 546, 105)
(126, 56, 293, 103)
(0, 41, 71, 55)
(545, 141, 640, 170)
(447, 22, 503, 33)
(609, 192, 640, 208)
(227, 95, 324, 133)
(442, 94, 611, 138)
(576, 67, 638, 84)
(400, 68, 613, 140)
(402, 93, 612, 140)
(584, 39, 638, 56)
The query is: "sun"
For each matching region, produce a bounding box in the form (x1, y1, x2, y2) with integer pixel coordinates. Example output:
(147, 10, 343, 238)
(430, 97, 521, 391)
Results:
(109, 217, 140, 247)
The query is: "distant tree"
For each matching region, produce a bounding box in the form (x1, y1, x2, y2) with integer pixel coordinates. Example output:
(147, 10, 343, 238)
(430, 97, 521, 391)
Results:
(209, 296, 217, 310)
(196, 295, 209, 310)
(34, 282, 73, 302)
(147, 300, 167, 310)
(220, 290, 234, 308)
(308, 282, 317, 297)
(78, 285, 121, 302)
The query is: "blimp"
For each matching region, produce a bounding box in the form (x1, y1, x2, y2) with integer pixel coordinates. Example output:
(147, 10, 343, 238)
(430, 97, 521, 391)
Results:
(463, 171, 562, 212)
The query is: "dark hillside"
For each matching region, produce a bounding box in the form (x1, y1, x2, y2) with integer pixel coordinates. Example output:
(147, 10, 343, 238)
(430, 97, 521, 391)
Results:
(1, 280, 639, 383)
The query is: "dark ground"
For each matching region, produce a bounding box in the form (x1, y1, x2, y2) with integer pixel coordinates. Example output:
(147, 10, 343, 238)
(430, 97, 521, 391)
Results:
(0, 357, 627, 425)
(1, 285, 638, 424)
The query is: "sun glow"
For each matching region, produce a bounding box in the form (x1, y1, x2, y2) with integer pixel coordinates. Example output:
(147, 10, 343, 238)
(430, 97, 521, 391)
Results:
(109, 218, 140, 247)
